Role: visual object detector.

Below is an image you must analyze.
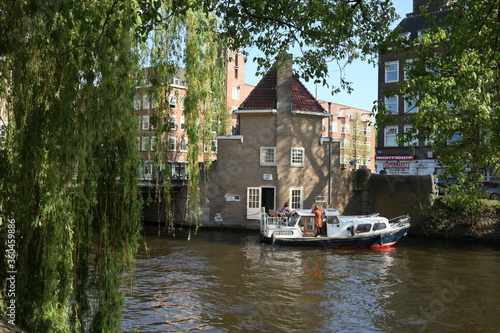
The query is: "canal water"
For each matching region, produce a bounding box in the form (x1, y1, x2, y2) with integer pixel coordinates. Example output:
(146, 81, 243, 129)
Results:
(122, 225, 500, 333)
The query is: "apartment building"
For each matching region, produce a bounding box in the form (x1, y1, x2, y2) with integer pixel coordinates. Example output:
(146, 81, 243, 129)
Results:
(376, 0, 452, 175)
(319, 102, 375, 171)
(135, 51, 254, 187)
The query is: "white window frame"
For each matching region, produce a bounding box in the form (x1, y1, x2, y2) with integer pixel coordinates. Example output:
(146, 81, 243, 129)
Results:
(260, 147, 276, 166)
(134, 96, 141, 110)
(232, 86, 240, 100)
(340, 139, 349, 149)
(168, 115, 177, 130)
(141, 115, 150, 130)
(179, 137, 188, 152)
(141, 135, 148, 151)
(290, 147, 305, 167)
(400, 32, 411, 40)
(385, 95, 399, 114)
(404, 125, 419, 146)
(364, 127, 371, 138)
(180, 116, 185, 130)
(384, 126, 399, 147)
(330, 121, 338, 133)
(290, 187, 303, 210)
(169, 94, 177, 108)
(142, 94, 150, 109)
(404, 97, 419, 113)
(150, 135, 156, 151)
(168, 136, 176, 152)
(142, 161, 154, 180)
(341, 123, 350, 134)
(180, 96, 185, 110)
(385, 61, 399, 83)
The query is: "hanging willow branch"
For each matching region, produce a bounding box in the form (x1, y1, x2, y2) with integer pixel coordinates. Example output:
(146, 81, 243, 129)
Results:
(0, 1, 142, 331)
(145, 7, 229, 237)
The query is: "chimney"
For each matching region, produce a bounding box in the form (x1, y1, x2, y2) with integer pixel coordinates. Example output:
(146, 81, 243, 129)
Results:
(276, 53, 293, 114)
(413, 0, 450, 15)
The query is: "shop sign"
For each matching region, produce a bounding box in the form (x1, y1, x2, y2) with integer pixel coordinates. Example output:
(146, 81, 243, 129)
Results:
(376, 155, 415, 160)
(384, 162, 410, 168)
(387, 169, 410, 175)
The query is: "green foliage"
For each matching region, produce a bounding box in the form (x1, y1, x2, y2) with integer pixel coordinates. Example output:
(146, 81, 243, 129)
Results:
(421, 198, 450, 234)
(422, 196, 500, 235)
(206, 0, 398, 92)
(0, 0, 142, 331)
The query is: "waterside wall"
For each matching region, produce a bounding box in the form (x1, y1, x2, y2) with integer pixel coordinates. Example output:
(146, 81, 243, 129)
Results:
(143, 169, 434, 232)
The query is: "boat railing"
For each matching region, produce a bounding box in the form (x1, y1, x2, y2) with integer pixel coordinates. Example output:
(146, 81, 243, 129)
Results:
(388, 215, 410, 227)
(266, 216, 293, 226)
(260, 212, 294, 231)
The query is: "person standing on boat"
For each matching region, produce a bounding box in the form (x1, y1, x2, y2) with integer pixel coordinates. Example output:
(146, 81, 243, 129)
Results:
(312, 205, 325, 236)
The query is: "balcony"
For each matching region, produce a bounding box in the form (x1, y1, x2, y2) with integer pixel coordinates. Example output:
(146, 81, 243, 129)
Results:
(139, 161, 189, 191)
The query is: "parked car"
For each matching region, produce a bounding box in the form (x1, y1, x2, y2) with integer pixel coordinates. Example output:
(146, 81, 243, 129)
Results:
(480, 181, 500, 200)
(437, 177, 458, 195)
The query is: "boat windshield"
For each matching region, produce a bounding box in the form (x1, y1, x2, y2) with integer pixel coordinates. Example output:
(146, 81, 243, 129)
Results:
(327, 216, 339, 224)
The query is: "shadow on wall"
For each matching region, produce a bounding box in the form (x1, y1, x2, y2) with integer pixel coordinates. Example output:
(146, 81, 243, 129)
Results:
(142, 167, 434, 230)
(335, 168, 433, 229)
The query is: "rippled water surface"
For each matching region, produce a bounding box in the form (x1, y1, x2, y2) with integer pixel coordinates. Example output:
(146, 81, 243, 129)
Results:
(122, 225, 500, 332)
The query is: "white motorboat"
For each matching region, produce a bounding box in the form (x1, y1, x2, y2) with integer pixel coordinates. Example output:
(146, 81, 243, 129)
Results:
(260, 209, 410, 248)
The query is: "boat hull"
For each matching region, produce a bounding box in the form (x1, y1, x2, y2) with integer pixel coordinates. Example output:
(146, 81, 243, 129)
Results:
(261, 226, 409, 248)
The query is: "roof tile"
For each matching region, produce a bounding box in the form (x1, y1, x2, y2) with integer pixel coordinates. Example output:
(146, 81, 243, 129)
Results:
(239, 68, 326, 113)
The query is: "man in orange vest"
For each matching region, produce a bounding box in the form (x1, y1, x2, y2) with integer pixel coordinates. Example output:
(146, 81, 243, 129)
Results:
(312, 204, 325, 236)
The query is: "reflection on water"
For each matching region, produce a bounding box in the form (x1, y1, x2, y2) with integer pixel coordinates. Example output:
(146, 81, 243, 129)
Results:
(123, 226, 500, 333)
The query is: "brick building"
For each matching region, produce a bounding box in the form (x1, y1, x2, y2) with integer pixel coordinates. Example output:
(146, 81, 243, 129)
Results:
(202, 54, 341, 225)
(319, 102, 375, 171)
(135, 51, 254, 187)
(376, 0, 452, 175)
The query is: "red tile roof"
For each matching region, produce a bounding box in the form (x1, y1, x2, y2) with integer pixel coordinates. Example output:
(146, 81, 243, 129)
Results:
(238, 68, 326, 113)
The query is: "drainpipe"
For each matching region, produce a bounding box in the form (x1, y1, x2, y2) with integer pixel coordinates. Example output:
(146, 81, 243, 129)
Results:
(328, 102, 332, 206)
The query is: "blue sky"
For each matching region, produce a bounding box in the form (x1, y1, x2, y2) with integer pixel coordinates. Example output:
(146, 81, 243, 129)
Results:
(244, 1, 413, 112)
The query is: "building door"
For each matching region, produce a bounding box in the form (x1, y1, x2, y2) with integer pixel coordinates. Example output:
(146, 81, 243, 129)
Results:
(261, 187, 275, 214)
(247, 187, 276, 220)
(247, 187, 261, 220)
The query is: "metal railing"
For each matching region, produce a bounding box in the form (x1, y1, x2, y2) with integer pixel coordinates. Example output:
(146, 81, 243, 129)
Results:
(261, 212, 295, 228)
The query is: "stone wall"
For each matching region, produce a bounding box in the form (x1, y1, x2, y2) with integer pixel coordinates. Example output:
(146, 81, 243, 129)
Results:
(333, 169, 433, 230)
(143, 169, 434, 232)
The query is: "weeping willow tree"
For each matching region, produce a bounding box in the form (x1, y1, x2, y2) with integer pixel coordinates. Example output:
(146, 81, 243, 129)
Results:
(0, 0, 397, 331)
(145, 6, 229, 235)
(0, 1, 227, 331)
(0, 1, 144, 331)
